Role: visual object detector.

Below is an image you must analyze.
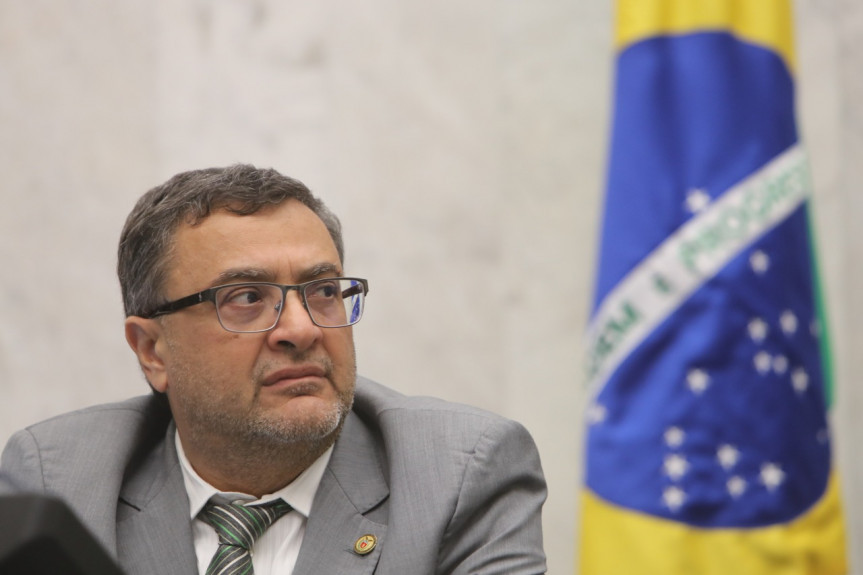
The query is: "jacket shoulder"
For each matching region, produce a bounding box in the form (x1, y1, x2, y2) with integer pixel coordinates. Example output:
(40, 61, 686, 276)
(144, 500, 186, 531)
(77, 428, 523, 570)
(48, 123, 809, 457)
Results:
(351, 375, 539, 460)
(1, 395, 172, 493)
(19, 395, 167, 436)
(354, 375, 509, 422)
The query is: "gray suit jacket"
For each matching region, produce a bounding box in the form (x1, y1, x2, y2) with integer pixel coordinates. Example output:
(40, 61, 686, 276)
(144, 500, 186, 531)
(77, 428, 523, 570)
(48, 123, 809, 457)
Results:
(0, 377, 546, 574)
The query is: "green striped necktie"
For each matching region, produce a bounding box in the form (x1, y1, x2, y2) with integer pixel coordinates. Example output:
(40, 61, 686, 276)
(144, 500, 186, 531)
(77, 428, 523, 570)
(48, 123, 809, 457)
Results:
(199, 499, 292, 575)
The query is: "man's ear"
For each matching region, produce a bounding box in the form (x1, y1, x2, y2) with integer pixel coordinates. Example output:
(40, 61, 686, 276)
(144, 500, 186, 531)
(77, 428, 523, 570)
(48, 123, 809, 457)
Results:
(124, 316, 169, 393)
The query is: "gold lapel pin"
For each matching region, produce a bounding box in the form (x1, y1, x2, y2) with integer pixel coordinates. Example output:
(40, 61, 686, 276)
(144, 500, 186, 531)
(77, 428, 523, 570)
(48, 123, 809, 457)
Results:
(353, 534, 377, 555)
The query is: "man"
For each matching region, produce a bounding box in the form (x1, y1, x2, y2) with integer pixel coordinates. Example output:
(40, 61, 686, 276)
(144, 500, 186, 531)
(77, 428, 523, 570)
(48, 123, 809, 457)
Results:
(0, 165, 547, 574)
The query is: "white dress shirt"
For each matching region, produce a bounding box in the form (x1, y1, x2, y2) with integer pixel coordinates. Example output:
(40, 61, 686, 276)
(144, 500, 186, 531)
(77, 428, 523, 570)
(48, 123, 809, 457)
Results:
(175, 432, 333, 575)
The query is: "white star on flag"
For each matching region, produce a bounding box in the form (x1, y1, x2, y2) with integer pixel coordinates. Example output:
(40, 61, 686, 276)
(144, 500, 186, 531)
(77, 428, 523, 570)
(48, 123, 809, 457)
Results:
(817, 429, 830, 444)
(685, 188, 711, 213)
(773, 355, 788, 375)
(664, 426, 685, 448)
(750, 250, 770, 274)
(753, 351, 772, 374)
(780, 310, 798, 335)
(664, 454, 690, 481)
(662, 486, 686, 512)
(760, 462, 786, 491)
(586, 403, 608, 424)
(747, 317, 768, 343)
(791, 368, 810, 394)
(727, 476, 747, 498)
(717, 444, 740, 470)
(686, 368, 710, 394)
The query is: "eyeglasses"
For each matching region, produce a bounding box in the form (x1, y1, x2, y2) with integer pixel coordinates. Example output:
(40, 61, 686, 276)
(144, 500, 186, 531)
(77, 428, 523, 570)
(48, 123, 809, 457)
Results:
(142, 277, 369, 332)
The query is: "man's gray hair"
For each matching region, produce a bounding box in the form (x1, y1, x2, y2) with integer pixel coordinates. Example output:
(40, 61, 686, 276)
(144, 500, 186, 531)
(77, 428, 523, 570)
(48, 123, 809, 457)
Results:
(118, 164, 344, 317)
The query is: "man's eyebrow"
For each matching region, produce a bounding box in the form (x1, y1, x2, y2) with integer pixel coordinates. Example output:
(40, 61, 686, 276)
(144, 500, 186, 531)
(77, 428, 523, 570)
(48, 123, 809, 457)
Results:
(212, 268, 276, 285)
(296, 262, 343, 282)
(211, 263, 343, 286)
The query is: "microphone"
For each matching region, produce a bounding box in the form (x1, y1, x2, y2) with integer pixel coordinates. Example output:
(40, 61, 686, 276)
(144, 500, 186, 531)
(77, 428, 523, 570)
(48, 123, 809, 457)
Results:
(0, 494, 124, 574)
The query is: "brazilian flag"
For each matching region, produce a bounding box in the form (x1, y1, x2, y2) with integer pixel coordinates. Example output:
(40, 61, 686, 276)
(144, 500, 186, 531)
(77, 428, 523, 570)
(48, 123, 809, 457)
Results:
(580, 1, 847, 573)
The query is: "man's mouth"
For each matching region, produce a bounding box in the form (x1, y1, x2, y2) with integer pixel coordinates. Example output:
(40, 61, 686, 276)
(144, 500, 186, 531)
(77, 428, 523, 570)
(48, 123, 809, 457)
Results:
(261, 365, 328, 389)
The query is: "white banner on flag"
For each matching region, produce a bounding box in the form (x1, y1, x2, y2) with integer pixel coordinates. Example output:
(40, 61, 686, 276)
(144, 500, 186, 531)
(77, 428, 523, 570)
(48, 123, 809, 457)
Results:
(585, 144, 810, 395)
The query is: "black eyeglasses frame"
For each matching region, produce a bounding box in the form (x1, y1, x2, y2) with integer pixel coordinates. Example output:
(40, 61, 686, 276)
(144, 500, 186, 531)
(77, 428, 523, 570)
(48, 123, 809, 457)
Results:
(140, 277, 369, 332)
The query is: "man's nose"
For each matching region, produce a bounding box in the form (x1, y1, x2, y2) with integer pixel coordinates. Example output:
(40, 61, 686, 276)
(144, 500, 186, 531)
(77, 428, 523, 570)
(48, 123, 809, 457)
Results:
(265, 291, 322, 351)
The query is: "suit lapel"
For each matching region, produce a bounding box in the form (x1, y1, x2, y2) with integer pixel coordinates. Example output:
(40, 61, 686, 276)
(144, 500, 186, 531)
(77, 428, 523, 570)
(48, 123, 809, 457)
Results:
(293, 413, 389, 575)
(108, 409, 390, 574)
(116, 424, 198, 575)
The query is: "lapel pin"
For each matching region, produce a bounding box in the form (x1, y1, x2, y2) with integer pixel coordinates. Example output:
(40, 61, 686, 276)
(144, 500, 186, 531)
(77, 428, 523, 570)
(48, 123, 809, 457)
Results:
(353, 534, 377, 555)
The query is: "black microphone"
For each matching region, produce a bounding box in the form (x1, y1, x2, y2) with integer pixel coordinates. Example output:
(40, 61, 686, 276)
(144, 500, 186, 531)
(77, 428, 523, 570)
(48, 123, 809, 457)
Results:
(0, 494, 124, 574)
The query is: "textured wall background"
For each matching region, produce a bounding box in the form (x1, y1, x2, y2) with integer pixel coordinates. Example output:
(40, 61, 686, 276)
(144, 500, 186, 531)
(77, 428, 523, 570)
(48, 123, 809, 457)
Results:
(0, 1, 860, 572)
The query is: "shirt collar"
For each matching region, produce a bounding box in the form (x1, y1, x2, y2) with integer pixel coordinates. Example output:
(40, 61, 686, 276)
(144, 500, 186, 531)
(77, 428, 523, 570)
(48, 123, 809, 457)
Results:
(175, 430, 333, 520)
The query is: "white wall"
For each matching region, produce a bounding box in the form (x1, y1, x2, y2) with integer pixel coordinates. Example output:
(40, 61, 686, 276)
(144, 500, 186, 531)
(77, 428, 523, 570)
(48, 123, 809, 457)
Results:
(0, 1, 859, 573)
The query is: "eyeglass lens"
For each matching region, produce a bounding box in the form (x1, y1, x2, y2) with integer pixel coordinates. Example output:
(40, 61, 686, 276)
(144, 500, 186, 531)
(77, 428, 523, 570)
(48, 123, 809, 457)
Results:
(213, 279, 365, 332)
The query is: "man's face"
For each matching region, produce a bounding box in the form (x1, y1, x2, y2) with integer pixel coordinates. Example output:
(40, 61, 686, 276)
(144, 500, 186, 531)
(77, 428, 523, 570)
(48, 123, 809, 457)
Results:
(149, 200, 356, 451)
